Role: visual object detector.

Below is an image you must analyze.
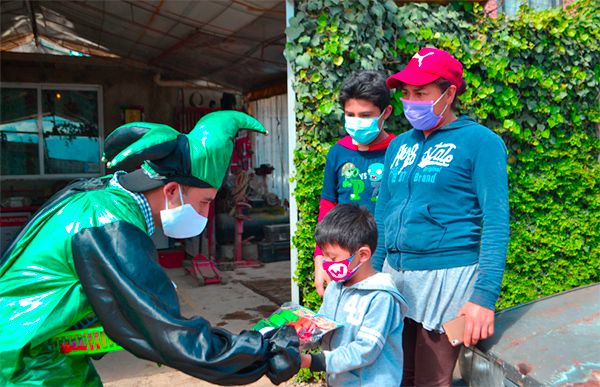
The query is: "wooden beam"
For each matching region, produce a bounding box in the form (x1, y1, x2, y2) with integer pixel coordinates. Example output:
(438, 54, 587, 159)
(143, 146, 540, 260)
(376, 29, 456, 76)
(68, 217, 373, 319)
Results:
(244, 82, 287, 102)
(0, 33, 33, 51)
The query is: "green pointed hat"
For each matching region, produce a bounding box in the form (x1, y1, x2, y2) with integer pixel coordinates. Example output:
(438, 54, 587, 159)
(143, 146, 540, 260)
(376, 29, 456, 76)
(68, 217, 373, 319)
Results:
(103, 110, 267, 191)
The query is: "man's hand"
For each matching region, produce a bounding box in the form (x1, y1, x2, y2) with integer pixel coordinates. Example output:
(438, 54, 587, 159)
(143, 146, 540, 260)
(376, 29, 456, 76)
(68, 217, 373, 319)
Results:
(458, 301, 495, 347)
(314, 255, 331, 297)
(266, 326, 300, 385)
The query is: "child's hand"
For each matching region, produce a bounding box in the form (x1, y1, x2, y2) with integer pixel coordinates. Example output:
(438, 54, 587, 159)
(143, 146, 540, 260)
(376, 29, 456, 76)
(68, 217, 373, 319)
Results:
(300, 354, 312, 368)
(314, 255, 331, 296)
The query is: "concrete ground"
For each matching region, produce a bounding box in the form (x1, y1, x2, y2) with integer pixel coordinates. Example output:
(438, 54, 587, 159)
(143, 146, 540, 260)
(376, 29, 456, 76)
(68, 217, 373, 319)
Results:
(94, 260, 302, 387)
(93, 260, 465, 386)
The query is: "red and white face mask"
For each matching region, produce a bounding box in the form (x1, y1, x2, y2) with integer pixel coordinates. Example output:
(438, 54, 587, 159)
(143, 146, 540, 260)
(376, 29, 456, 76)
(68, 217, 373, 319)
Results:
(322, 254, 361, 282)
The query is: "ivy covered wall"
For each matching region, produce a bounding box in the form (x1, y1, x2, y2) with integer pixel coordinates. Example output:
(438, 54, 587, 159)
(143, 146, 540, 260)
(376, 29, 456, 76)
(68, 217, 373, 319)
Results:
(285, 0, 599, 311)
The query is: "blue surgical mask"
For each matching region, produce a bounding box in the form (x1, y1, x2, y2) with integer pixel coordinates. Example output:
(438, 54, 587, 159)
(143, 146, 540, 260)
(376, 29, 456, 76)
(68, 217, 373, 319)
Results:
(160, 185, 208, 239)
(344, 111, 385, 145)
(401, 89, 449, 131)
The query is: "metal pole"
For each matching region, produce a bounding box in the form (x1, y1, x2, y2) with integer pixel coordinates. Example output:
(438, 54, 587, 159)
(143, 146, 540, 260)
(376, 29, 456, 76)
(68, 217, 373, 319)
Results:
(25, 0, 40, 48)
(285, 0, 299, 304)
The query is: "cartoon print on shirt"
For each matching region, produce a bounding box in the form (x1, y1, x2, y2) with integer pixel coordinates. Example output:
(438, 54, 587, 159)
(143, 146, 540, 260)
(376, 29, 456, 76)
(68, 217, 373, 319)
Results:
(368, 162, 384, 202)
(341, 162, 364, 201)
(368, 163, 384, 182)
(391, 142, 457, 183)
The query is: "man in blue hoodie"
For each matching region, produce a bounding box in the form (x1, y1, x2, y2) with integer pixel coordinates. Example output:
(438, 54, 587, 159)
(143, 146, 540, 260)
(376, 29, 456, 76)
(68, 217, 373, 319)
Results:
(373, 48, 509, 386)
(302, 204, 408, 386)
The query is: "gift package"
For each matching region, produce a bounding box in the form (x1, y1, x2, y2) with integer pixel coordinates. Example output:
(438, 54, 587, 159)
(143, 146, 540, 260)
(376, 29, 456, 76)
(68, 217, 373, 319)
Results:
(252, 302, 342, 349)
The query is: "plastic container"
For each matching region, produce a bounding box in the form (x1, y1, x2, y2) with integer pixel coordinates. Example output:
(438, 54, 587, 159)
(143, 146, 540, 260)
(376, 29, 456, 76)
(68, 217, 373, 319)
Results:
(158, 249, 185, 268)
(52, 326, 123, 356)
(263, 224, 290, 242)
(258, 240, 290, 263)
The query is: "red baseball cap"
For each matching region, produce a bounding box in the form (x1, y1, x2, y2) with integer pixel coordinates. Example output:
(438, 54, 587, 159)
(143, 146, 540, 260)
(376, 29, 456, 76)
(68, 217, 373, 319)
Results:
(386, 47, 464, 89)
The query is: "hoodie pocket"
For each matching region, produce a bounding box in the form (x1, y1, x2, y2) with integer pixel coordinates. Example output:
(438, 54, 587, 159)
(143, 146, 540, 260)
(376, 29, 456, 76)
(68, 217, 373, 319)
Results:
(398, 204, 447, 252)
(383, 200, 404, 252)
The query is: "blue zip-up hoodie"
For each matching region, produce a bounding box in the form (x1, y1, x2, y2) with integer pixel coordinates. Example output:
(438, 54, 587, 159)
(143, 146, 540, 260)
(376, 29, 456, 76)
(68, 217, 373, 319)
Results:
(319, 273, 408, 386)
(372, 116, 509, 310)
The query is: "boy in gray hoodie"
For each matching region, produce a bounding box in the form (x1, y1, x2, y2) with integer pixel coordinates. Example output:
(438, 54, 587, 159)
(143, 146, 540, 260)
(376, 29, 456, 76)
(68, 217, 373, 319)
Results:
(301, 204, 407, 386)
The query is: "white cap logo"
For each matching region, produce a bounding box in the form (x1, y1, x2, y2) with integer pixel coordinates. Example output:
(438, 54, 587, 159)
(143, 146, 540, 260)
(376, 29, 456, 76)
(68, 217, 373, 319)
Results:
(412, 52, 434, 67)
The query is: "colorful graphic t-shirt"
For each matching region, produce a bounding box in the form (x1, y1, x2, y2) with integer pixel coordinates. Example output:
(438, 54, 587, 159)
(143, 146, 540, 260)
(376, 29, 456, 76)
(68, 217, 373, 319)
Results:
(321, 135, 395, 214)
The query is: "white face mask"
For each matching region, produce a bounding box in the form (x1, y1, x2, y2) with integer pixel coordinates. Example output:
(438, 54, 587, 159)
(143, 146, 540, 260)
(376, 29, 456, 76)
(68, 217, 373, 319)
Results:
(160, 185, 208, 239)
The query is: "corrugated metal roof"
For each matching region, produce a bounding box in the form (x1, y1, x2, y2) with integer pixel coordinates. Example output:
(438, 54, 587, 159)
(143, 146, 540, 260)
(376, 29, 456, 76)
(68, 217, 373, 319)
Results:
(1, 1, 286, 92)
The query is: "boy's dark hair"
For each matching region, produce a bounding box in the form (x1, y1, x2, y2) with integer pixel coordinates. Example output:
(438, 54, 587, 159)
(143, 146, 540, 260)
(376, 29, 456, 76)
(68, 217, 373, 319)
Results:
(315, 204, 378, 254)
(339, 71, 391, 112)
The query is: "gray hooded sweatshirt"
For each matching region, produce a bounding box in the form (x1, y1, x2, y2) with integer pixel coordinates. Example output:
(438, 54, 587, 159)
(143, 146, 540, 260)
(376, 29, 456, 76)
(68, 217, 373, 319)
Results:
(319, 272, 408, 386)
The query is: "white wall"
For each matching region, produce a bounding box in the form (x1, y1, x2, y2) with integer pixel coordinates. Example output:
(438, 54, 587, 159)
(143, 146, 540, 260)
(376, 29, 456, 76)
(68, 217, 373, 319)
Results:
(250, 94, 289, 203)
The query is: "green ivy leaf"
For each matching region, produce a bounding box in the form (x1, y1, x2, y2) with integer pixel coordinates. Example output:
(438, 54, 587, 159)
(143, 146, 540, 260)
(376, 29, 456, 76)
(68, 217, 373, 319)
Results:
(318, 99, 335, 114)
(295, 53, 311, 68)
(421, 27, 433, 39)
(286, 23, 305, 41)
(317, 14, 328, 27)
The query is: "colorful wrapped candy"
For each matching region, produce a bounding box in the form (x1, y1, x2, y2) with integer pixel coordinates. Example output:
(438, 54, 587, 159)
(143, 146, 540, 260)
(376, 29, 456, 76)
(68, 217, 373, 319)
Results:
(252, 302, 342, 349)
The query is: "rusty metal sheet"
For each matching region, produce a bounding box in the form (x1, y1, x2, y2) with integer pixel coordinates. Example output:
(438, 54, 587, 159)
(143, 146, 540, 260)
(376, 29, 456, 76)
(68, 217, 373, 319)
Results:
(476, 283, 600, 386)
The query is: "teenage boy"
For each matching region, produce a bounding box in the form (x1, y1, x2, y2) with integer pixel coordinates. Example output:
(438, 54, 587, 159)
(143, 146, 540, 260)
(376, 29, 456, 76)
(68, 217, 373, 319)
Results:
(314, 71, 395, 296)
(302, 204, 407, 386)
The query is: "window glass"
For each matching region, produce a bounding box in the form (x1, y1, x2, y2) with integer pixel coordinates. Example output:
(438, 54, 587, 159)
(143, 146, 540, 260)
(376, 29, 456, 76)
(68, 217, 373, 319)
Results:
(529, 0, 562, 10)
(42, 89, 100, 174)
(0, 88, 40, 175)
(501, 0, 562, 16)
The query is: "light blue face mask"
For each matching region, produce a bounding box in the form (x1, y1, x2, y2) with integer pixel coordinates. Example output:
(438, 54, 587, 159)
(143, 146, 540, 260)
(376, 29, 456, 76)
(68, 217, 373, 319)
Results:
(344, 110, 385, 145)
(160, 185, 208, 239)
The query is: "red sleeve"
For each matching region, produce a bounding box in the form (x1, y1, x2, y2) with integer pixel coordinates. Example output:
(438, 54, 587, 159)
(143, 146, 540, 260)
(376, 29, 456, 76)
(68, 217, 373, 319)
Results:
(314, 198, 337, 257)
(368, 132, 396, 151)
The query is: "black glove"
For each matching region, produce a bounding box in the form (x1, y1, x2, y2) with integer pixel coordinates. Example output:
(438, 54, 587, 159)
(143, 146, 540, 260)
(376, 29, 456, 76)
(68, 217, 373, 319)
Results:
(265, 326, 300, 385)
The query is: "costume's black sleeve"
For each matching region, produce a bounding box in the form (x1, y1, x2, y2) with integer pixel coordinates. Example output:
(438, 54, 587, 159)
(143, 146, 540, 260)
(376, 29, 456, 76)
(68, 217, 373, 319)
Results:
(72, 221, 299, 385)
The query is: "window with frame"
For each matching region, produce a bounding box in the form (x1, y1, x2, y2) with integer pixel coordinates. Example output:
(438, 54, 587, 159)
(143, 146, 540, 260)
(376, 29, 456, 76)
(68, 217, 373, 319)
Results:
(498, 0, 563, 16)
(0, 84, 103, 178)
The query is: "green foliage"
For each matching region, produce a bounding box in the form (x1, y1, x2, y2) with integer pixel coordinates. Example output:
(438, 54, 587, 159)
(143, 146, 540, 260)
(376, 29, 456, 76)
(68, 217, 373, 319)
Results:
(463, 1, 600, 308)
(287, 0, 600, 316)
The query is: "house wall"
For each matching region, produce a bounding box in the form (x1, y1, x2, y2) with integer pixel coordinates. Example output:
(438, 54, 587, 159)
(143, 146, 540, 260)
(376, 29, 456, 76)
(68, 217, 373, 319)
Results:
(0, 55, 242, 211)
(0, 54, 180, 206)
(248, 94, 289, 204)
(1, 54, 180, 133)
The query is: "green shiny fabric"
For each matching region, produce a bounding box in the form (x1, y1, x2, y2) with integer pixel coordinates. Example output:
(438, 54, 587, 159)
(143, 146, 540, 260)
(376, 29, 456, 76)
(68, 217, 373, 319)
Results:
(0, 180, 147, 385)
(104, 110, 267, 189)
(188, 111, 267, 188)
(106, 123, 180, 169)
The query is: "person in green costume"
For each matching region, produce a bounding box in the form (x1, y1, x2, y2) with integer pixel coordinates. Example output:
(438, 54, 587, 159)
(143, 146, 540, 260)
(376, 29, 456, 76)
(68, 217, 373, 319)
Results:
(0, 111, 300, 386)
